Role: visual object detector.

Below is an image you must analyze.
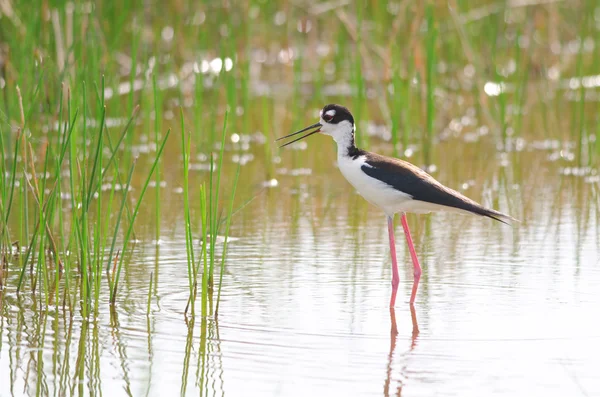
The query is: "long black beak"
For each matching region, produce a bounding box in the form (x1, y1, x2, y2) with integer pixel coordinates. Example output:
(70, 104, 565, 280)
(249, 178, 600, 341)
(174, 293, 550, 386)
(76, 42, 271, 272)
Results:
(276, 122, 322, 148)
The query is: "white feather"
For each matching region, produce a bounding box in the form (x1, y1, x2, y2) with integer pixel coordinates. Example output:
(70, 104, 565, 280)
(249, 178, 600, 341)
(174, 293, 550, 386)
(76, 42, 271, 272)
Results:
(317, 109, 515, 223)
(324, 121, 472, 217)
(338, 155, 411, 216)
(338, 155, 479, 217)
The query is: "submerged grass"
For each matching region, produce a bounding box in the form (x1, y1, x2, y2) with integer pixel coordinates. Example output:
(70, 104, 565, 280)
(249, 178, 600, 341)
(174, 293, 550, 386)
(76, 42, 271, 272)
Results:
(1, 74, 173, 318)
(424, 4, 437, 166)
(109, 128, 171, 306)
(1, 2, 600, 394)
(181, 109, 239, 319)
(0, 0, 599, 324)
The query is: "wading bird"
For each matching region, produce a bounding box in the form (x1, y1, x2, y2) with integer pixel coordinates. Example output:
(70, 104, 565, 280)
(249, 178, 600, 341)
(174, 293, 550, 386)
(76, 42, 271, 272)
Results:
(277, 104, 515, 306)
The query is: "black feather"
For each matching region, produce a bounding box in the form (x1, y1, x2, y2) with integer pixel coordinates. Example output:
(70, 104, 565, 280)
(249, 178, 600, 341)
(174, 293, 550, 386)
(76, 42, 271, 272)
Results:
(322, 104, 354, 125)
(360, 152, 514, 224)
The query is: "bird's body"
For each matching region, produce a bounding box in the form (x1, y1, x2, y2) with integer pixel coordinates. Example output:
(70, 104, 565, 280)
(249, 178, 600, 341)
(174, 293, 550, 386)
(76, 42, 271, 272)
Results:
(338, 149, 512, 222)
(278, 104, 515, 306)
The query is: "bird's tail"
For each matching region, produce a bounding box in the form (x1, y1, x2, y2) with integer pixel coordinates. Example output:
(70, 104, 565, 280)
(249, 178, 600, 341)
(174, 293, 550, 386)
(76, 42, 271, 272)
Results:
(475, 206, 519, 226)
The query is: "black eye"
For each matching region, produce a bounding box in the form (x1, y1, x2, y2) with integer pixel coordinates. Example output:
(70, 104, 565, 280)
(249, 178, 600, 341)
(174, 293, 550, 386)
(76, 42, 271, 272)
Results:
(323, 113, 333, 122)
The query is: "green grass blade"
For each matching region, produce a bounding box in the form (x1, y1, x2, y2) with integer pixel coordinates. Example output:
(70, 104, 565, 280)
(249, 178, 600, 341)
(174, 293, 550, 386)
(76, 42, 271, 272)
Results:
(110, 129, 171, 305)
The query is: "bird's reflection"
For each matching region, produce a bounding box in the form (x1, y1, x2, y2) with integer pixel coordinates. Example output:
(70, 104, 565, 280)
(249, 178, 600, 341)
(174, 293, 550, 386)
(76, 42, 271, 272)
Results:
(384, 305, 420, 397)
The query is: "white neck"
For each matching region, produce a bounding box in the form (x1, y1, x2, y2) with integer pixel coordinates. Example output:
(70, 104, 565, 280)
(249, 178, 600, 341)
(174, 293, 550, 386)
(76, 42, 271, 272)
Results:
(321, 120, 357, 159)
(334, 132, 355, 157)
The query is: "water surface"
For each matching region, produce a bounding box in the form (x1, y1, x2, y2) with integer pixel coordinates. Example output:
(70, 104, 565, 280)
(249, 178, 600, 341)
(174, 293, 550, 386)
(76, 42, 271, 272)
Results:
(2, 141, 599, 396)
(2, 1, 600, 395)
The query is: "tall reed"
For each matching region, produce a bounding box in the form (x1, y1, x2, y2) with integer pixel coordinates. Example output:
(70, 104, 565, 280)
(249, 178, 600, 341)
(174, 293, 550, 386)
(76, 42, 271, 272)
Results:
(181, 109, 239, 318)
(424, 4, 437, 166)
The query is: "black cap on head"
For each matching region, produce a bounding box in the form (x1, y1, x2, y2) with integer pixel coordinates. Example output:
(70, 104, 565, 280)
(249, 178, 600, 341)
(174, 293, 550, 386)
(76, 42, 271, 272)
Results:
(321, 104, 354, 125)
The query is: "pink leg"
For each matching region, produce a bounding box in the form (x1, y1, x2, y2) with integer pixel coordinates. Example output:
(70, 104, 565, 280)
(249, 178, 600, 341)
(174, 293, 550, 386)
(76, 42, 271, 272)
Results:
(401, 213, 422, 304)
(387, 216, 400, 308)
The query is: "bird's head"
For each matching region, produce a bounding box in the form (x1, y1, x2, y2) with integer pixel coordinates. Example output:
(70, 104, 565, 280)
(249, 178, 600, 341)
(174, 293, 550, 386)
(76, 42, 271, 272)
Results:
(277, 104, 355, 148)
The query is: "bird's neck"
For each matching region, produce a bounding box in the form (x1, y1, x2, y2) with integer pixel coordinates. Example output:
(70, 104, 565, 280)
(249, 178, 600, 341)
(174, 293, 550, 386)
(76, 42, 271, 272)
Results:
(333, 131, 360, 159)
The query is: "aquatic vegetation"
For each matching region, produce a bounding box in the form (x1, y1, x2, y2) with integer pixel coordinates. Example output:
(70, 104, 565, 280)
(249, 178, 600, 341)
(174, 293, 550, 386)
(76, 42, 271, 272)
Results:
(0, 0, 597, 325)
(0, 1, 599, 395)
(181, 110, 240, 318)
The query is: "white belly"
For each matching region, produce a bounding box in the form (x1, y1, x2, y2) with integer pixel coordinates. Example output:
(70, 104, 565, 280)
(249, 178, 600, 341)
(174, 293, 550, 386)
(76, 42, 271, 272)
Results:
(337, 155, 411, 216)
(337, 155, 469, 217)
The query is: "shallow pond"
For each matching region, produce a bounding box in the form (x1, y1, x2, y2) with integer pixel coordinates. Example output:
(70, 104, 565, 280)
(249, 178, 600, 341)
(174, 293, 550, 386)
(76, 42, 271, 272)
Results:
(2, 1, 600, 396)
(2, 137, 600, 396)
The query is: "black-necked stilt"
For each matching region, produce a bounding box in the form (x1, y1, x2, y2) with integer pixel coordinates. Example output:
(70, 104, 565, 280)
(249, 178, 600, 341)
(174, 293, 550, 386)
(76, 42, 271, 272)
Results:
(277, 104, 516, 306)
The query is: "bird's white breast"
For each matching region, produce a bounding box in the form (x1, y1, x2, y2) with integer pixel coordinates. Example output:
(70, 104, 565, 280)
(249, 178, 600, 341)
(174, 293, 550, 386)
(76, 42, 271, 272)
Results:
(337, 155, 413, 216)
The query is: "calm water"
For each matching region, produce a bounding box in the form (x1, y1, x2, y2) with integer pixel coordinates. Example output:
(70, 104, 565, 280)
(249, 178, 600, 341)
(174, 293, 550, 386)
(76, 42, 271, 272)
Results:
(2, 1, 600, 394)
(2, 137, 599, 396)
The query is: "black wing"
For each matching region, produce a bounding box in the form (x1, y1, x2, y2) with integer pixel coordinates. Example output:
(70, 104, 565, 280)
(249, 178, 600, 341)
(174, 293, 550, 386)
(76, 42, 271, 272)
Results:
(360, 152, 512, 224)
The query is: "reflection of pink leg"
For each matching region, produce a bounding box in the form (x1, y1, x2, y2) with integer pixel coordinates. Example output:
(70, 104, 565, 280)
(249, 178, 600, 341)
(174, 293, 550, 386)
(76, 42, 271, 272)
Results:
(409, 304, 420, 349)
(387, 216, 399, 308)
(401, 213, 422, 304)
